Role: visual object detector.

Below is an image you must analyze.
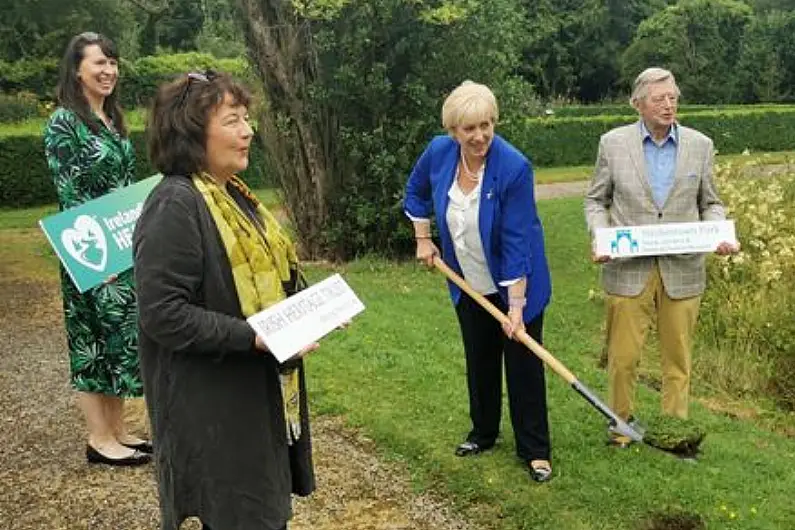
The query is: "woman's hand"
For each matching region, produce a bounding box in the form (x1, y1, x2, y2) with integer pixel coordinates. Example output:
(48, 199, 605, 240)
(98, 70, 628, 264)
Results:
(416, 238, 439, 268)
(255, 334, 270, 352)
(502, 306, 524, 339)
(290, 342, 320, 360)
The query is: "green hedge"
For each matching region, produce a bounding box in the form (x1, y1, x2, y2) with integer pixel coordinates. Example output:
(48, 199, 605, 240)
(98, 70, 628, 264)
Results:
(502, 108, 795, 167)
(0, 92, 44, 123)
(3, 107, 795, 207)
(548, 103, 795, 118)
(0, 127, 269, 208)
(0, 53, 252, 109)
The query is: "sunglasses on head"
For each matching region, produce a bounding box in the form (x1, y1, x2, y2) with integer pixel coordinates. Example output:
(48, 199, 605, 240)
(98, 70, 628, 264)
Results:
(178, 70, 218, 106)
(78, 31, 101, 42)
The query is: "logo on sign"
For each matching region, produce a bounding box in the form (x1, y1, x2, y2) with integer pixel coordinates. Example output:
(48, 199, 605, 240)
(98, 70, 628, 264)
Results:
(60, 214, 108, 272)
(610, 229, 639, 255)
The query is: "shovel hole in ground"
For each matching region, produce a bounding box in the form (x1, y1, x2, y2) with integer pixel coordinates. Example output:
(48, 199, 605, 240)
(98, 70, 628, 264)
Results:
(640, 510, 706, 530)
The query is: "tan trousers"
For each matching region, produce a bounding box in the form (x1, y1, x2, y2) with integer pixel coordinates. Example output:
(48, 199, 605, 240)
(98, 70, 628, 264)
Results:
(606, 265, 701, 420)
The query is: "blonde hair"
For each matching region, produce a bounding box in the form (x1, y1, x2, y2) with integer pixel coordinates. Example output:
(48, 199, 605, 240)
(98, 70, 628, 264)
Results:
(630, 67, 680, 108)
(441, 80, 498, 132)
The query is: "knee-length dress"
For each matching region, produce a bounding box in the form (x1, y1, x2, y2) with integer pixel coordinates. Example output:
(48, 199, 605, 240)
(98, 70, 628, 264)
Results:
(43, 107, 142, 397)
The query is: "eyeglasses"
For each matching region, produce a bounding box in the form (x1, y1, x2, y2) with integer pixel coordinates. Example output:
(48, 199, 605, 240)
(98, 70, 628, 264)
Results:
(178, 70, 218, 107)
(649, 94, 679, 106)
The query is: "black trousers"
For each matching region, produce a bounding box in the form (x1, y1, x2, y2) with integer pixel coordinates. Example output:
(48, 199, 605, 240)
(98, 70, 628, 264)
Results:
(454, 292, 551, 462)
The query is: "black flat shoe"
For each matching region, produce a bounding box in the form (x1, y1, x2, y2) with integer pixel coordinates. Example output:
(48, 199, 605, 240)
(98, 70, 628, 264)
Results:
(454, 441, 493, 457)
(121, 440, 153, 454)
(86, 445, 151, 467)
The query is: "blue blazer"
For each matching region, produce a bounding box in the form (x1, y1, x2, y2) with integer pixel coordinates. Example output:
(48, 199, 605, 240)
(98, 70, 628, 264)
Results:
(404, 134, 552, 322)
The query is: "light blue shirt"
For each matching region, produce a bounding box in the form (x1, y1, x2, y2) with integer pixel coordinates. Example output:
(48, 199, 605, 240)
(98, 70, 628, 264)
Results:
(640, 121, 678, 209)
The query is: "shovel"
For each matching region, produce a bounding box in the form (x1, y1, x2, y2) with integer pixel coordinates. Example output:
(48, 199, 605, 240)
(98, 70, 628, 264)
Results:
(433, 256, 645, 443)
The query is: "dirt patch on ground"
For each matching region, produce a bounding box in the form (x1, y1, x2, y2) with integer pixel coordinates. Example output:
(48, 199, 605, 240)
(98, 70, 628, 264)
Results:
(0, 236, 472, 530)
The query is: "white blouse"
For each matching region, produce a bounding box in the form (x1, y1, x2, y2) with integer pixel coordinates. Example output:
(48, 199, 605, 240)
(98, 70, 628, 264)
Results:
(445, 166, 497, 295)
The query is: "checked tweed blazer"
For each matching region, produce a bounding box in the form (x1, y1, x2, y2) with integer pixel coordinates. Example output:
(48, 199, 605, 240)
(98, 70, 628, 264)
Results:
(584, 121, 726, 299)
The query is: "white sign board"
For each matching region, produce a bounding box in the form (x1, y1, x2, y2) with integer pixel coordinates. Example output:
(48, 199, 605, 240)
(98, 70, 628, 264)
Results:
(595, 220, 737, 258)
(247, 273, 365, 363)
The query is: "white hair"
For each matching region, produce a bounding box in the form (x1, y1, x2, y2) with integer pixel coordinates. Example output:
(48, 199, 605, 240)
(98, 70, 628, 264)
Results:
(630, 67, 680, 108)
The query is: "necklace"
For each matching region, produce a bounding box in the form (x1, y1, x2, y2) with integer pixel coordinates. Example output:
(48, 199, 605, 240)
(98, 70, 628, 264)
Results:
(460, 154, 483, 183)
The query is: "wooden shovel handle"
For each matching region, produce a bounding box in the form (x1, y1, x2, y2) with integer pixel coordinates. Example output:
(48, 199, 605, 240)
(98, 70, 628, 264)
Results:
(433, 256, 578, 385)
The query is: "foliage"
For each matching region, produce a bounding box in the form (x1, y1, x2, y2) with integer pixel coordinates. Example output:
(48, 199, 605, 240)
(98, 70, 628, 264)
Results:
(0, 57, 60, 99)
(122, 52, 252, 107)
(0, 52, 252, 109)
(734, 10, 795, 103)
(0, 124, 269, 207)
(238, 0, 536, 259)
(519, 0, 669, 102)
(699, 166, 795, 406)
(0, 0, 135, 61)
(504, 107, 795, 167)
(0, 92, 43, 123)
(621, 0, 753, 104)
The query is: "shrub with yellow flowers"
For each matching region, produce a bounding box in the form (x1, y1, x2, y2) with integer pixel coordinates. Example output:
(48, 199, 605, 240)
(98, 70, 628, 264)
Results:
(698, 160, 795, 408)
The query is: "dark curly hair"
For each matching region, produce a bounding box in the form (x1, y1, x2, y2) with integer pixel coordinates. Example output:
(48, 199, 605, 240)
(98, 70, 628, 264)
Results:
(146, 71, 252, 177)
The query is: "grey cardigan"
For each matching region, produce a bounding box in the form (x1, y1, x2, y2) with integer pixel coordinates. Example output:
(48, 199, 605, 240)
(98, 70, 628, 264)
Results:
(133, 175, 314, 530)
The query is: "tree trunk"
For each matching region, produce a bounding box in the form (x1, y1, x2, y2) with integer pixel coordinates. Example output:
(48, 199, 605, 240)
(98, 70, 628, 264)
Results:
(235, 0, 334, 258)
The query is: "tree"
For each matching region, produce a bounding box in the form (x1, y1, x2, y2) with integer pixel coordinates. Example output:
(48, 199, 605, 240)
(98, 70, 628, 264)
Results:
(621, 0, 753, 103)
(519, 0, 669, 102)
(236, 0, 534, 258)
(0, 0, 134, 61)
(735, 10, 795, 101)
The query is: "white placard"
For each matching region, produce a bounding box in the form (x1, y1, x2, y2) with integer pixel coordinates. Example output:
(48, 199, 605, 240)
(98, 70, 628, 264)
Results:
(247, 273, 365, 363)
(595, 220, 737, 258)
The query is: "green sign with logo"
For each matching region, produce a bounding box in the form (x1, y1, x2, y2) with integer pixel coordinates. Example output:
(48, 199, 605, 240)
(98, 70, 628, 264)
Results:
(39, 175, 161, 292)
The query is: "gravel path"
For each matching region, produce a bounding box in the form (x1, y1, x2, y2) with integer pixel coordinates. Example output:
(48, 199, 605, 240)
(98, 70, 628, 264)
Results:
(0, 263, 472, 530)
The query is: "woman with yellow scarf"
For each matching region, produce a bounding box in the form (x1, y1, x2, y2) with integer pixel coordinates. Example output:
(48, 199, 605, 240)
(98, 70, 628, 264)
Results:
(133, 71, 316, 530)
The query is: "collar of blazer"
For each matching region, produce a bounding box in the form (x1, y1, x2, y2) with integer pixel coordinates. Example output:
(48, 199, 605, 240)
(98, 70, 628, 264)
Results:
(627, 120, 693, 211)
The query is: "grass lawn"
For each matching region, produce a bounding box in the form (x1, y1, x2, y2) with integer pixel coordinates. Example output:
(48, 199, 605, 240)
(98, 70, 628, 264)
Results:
(300, 197, 795, 529)
(3, 187, 795, 529)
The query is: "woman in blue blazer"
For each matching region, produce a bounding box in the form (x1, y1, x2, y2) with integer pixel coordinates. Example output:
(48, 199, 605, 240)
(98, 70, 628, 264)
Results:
(404, 81, 553, 482)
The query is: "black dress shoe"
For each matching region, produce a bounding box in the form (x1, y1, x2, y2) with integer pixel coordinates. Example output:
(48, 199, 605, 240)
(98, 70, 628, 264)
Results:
(86, 445, 151, 467)
(121, 440, 153, 454)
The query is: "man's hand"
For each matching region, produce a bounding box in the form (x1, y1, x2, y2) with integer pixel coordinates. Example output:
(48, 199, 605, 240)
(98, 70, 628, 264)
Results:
(715, 241, 741, 256)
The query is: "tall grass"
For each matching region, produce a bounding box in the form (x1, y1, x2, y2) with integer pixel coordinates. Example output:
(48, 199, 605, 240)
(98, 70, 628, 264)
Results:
(698, 164, 795, 407)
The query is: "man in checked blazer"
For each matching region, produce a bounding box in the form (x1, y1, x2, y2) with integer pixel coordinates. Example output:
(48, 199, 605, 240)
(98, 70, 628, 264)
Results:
(584, 68, 739, 445)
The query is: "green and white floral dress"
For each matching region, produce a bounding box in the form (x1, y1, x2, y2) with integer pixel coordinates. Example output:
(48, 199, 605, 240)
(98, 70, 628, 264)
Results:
(43, 107, 142, 397)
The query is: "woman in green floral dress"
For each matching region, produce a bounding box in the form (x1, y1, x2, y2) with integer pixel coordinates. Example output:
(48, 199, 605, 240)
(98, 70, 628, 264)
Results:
(43, 32, 150, 467)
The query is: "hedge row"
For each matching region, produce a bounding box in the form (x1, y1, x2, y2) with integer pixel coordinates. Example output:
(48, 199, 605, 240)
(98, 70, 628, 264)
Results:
(548, 103, 795, 118)
(0, 129, 269, 207)
(3, 107, 795, 207)
(502, 108, 795, 167)
(0, 53, 251, 110)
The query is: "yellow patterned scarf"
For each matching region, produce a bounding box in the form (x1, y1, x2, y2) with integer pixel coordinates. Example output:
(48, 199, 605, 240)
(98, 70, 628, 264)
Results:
(193, 172, 302, 443)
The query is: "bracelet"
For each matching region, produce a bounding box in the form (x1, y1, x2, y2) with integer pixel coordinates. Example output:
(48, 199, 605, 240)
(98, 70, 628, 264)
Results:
(415, 235, 432, 240)
(509, 296, 526, 309)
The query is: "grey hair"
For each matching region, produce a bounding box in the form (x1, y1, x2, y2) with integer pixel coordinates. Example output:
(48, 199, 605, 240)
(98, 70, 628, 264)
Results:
(630, 67, 680, 107)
